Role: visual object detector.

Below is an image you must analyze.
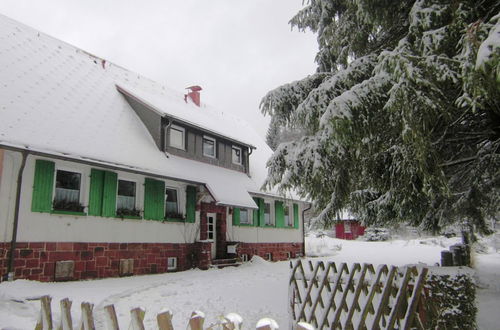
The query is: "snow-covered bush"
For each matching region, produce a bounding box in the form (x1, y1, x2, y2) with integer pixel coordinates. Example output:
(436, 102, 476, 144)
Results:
(363, 227, 390, 241)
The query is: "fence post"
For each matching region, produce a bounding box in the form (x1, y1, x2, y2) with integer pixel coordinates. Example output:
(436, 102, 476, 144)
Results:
(441, 250, 453, 266)
(296, 322, 314, 330)
(59, 298, 73, 330)
(104, 305, 119, 330)
(80, 302, 95, 330)
(157, 310, 174, 330)
(256, 318, 279, 330)
(188, 311, 205, 330)
(130, 308, 145, 330)
(35, 295, 53, 330)
(223, 313, 243, 330)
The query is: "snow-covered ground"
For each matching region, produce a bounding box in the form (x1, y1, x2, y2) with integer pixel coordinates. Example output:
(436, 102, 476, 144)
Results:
(0, 234, 498, 329)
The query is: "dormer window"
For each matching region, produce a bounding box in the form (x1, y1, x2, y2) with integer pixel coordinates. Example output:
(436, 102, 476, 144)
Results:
(203, 136, 216, 158)
(232, 146, 242, 165)
(169, 125, 185, 150)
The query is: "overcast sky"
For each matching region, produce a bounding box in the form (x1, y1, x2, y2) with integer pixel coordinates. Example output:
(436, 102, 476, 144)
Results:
(0, 0, 318, 137)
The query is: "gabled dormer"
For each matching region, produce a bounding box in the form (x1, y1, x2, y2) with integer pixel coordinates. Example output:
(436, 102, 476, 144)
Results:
(117, 84, 255, 174)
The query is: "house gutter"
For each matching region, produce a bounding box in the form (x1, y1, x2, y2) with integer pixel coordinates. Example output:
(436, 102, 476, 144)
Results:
(301, 203, 312, 257)
(4, 149, 28, 281)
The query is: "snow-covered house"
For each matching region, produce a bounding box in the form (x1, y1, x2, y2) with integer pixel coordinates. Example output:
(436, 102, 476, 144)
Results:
(0, 15, 306, 282)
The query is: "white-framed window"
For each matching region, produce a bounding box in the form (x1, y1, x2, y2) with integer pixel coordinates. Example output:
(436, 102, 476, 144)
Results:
(167, 257, 177, 270)
(344, 222, 352, 233)
(117, 179, 136, 212)
(240, 254, 248, 262)
(285, 203, 293, 226)
(265, 253, 272, 261)
(203, 135, 216, 158)
(286, 252, 292, 259)
(53, 168, 83, 212)
(240, 208, 252, 225)
(232, 146, 242, 165)
(169, 125, 185, 150)
(165, 187, 179, 216)
(264, 202, 273, 225)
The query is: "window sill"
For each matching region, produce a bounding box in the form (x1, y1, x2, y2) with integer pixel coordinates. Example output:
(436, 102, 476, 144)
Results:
(164, 218, 185, 223)
(236, 223, 254, 227)
(116, 215, 142, 220)
(51, 210, 87, 216)
(264, 224, 276, 228)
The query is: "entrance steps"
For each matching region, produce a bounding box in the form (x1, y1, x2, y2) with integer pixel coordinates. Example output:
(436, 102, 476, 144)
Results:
(210, 258, 242, 269)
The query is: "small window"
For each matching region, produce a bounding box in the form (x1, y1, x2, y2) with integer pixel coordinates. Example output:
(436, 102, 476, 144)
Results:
(232, 146, 242, 165)
(165, 187, 179, 217)
(264, 202, 272, 225)
(54, 170, 82, 212)
(240, 209, 252, 224)
(240, 254, 248, 262)
(117, 180, 138, 217)
(265, 253, 272, 261)
(344, 222, 352, 233)
(203, 136, 216, 158)
(169, 125, 185, 150)
(286, 252, 292, 259)
(167, 257, 177, 270)
(284, 204, 293, 226)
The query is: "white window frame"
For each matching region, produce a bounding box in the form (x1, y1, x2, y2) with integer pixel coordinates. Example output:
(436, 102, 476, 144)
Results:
(265, 252, 272, 261)
(53, 166, 84, 205)
(286, 252, 292, 259)
(165, 186, 180, 215)
(116, 178, 138, 211)
(239, 208, 252, 225)
(240, 254, 248, 262)
(264, 201, 274, 226)
(232, 146, 242, 165)
(284, 203, 293, 227)
(202, 135, 216, 158)
(167, 257, 177, 270)
(169, 125, 185, 150)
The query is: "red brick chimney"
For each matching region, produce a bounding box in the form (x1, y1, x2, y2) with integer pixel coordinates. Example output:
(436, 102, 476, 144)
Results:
(184, 85, 202, 107)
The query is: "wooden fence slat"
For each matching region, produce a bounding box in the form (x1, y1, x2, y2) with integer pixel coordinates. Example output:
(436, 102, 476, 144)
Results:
(402, 267, 428, 330)
(342, 263, 371, 329)
(306, 261, 336, 327)
(130, 308, 145, 330)
(331, 263, 361, 327)
(356, 264, 388, 329)
(256, 317, 278, 330)
(104, 305, 119, 330)
(59, 298, 73, 330)
(386, 267, 415, 329)
(80, 302, 95, 330)
(35, 295, 53, 330)
(157, 310, 174, 330)
(371, 265, 397, 329)
(188, 311, 205, 330)
(319, 262, 349, 329)
(297, 261, 325, 322)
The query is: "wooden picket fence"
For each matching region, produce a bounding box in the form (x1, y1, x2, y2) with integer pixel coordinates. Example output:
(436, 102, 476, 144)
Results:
(34, 295, 314, 330)
(289, 260, 429, 329)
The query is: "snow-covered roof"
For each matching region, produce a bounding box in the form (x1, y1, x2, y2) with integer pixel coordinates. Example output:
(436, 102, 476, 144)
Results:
(0, 14, 299, 208)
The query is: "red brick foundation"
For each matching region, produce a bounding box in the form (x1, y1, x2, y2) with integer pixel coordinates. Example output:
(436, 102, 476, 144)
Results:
(0, 241, 200, 282)
(236, 242, 304, 261)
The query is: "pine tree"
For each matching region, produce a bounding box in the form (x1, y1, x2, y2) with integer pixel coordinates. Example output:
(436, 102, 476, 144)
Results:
(261, 0, 500, 233)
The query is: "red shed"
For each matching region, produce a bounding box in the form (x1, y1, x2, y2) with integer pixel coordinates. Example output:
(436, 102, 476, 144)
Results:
(335, 220, 365, 240)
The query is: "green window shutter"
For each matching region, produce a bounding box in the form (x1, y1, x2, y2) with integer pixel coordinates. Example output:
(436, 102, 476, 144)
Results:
(275, 201, 284, 228)
(31, 159, 55, 212)
(102, 171, 118, 217)
(144, 178, 165, 220)
(88, 169, 105, 216)
(233, 207, 240, 226)
(293, 203, 300, 229)
(186, 185, 196, 223)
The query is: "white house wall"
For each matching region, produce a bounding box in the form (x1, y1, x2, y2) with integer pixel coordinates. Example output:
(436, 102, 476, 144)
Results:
(1, 151, 200, 244)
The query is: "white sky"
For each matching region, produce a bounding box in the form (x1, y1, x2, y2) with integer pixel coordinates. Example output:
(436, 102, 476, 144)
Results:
(0, 0, 317, 137)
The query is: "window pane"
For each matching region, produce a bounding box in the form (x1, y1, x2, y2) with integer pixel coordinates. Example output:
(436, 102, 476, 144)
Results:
(232, 147, 241, 164)
(165, 188, 178, 214)
(240, 209, 249, 224)
(264, 203, 271, 225)
(203, 138, 215, 157)
(170, 127, 184, 149)
(284, 205, 292, 226)
(118, 180, 135, 197)
(55, 170, 80, 203)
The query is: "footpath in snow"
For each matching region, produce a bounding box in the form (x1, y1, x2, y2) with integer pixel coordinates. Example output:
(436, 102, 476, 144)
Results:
(0, 235, 499, 329)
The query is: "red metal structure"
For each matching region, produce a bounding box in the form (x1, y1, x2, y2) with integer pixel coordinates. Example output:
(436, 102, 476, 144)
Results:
(334, 220, 365, 240)
(184, 85, 202, 107)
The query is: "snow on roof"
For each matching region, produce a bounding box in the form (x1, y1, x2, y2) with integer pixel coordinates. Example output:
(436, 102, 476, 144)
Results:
(0, 14, 299, 208)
